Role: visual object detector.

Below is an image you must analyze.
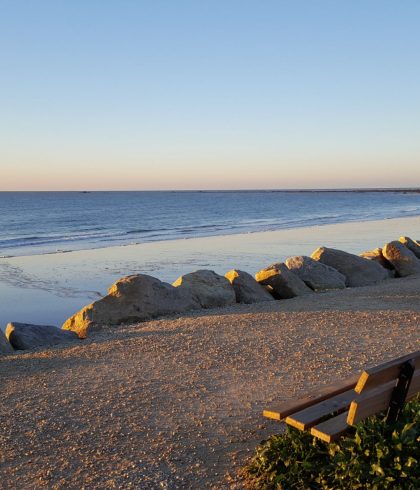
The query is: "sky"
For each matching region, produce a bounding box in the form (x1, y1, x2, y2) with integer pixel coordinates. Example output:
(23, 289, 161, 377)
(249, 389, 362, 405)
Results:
(1, 0, 420, 190)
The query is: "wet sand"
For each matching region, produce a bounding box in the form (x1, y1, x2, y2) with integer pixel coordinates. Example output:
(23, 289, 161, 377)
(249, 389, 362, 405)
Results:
(1, 275, 419, 489)
(1, 215, 419, 330)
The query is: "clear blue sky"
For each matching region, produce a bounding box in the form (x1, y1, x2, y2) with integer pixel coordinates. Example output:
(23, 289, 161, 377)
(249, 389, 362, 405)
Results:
(1, 0, 419, 190)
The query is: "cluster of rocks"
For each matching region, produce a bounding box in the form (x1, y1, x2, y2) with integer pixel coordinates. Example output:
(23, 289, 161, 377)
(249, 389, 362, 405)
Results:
(1, 236, 419, 352)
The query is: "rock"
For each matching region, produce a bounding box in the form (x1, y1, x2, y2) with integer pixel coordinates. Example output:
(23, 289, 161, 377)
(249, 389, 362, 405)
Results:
(0, 330, 13, 354)
(311, 247, 389, 287)
(6, 322, 79, 350)
(359, 248, 395, 275)
(225, 269, 275, 304)
(255, 263, 313, 299)
(382, 241, 420, 277)
(285, 255, 346, 290)
(173, 270, 236, 308)
(399, 236, 420, 259)
(63, 274, 200, 338)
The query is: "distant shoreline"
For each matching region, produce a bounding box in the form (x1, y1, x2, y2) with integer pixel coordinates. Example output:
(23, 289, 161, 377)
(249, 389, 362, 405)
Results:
(0, 188, 420, 193)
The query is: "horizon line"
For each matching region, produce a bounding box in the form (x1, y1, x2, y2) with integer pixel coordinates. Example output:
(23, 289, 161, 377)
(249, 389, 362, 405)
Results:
(0, 187, 420, 193)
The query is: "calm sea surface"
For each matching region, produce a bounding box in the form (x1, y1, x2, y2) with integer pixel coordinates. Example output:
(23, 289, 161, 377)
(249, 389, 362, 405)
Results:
(1, 190, 420, 257)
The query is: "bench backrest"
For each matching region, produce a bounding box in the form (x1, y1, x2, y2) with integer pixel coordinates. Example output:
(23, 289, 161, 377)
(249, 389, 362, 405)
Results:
(347, 350, 420, 425)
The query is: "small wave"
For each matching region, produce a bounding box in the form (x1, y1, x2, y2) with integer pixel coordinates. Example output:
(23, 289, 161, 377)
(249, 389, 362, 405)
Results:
(190, 223, 225, 230)
(0, 230, 126, 249)
(126, 228, 164, 235)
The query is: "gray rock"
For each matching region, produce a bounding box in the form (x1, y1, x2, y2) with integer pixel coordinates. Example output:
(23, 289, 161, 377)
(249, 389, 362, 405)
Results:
(255, 263, 313, 299)
(399, 236, 420, 259)
(173, 270, 236, 308)
(0, 329, 14, 354)
(382, 241, 420, 277)
(359, 248, 395, 277)
(6, 322, 79, 350)
(63, 274, 200, 338)
(285, 255, 346, 291)
(311, 247, 389, 287)
(225, 269, 275, 304)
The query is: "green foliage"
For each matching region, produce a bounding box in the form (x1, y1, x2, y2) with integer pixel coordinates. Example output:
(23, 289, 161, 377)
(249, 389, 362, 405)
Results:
(243, 397, 420, 489)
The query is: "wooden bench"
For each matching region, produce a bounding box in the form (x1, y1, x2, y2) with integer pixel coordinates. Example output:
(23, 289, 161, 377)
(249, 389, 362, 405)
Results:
(264, 350, 420, 443)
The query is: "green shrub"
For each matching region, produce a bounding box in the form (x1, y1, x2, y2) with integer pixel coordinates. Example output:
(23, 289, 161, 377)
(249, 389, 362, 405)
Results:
(243, 397, 419, 489)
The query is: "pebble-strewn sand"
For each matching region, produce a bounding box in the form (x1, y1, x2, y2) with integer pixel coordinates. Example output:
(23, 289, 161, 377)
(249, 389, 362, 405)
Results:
(1, 275, 419, 489)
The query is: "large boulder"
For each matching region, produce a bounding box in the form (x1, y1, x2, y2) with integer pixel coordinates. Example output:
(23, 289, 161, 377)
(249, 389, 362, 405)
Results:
(399, 236, 420, 259)
(225, 269, 275, 304)
(359, 248, 395, 275)
(63, 274, 200, 338)
(311, 247, 389, 287)
(0, 330, 13, 354)
(255, 263, 313, 299)
(173, 270, 236, 308)
(382, 241, 420, 277)
(6, 322, 79, 350)
(285, 255, 346, 291)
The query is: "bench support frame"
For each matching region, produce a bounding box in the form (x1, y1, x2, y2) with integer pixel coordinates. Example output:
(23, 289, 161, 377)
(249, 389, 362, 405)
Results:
(385, 360, 415, 424)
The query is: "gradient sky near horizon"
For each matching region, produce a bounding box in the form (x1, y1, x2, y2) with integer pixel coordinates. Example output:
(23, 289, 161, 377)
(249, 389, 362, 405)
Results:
(1, 1, 420, 191)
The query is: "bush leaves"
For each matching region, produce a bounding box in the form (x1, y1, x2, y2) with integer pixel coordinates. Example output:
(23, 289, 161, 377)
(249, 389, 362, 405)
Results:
(243, 397, 420, 489)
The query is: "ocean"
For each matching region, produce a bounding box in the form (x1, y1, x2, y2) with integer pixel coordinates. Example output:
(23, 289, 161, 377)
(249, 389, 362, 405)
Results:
(1, 190, 420, 258)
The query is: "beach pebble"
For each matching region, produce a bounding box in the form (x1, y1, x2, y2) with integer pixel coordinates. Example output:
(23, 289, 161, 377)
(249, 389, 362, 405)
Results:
(173, 270, 236, 308)
(399, 236, 420, 259)
(5, 322, 79, 350)
(225, 269, 275, 303)
(382, 241, 420, 277)
(311, 247, 389, 287)
(255, 263, 313, 298)
(285, 255, 346, 290)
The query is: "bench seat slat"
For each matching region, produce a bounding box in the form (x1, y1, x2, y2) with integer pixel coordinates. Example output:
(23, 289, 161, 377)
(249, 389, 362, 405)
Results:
(285, 388, 357, 430)
(310, 412, 349, 443)
(263, 374, 359, 421)
(355, 350, 420, 394)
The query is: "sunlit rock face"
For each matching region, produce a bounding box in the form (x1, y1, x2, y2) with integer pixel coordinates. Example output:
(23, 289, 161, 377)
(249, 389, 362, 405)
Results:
(225, 269, 275, 304)
(255, 263, 313, 299)
(6, 322, 78, 350)
(382, 241, 420, 277)
(285, 255, 346, 291)
(399, 236, 420, 259)
(359, 248, 395, 275)
(311, 247, 389, 287)
(0, 330, 13, 354)
(62, 274, 200, 338)
(173, 270, 236, 308)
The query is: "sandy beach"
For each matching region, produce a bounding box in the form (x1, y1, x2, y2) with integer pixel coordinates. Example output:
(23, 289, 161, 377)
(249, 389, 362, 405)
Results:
(1, 274, 419, 489)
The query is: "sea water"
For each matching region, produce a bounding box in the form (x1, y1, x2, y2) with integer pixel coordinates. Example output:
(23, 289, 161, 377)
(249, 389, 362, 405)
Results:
(1, 190, 419, 257)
